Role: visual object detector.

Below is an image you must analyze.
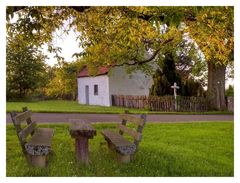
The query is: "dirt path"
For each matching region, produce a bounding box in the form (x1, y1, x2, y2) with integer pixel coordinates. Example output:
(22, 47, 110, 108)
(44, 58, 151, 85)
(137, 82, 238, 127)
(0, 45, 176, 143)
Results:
(6, 113, 233, 123)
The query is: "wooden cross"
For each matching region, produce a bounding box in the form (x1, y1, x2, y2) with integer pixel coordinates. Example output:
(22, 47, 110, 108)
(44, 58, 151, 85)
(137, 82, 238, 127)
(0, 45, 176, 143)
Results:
(171, 82, 180, 111)
(171, 82, 180, 99)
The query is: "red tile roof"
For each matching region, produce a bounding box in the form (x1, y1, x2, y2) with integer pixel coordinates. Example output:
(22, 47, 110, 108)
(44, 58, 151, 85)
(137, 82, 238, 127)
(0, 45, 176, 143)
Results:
(78, 66, 110, 77)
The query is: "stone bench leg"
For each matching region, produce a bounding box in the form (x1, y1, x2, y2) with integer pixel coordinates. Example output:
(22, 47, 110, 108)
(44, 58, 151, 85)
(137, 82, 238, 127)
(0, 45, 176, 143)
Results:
(75, 137, 89, 165)
(116, 153, 130, 163)
(30, 155, 47, 167)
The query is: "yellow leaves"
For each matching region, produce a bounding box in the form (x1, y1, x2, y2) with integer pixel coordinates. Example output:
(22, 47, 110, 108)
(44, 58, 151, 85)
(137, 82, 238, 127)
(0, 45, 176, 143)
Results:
(73, 6, 234, 70)
(207, 20, 214, 29)
(200, 13, 208, 21)
(187, 7, 233, 64)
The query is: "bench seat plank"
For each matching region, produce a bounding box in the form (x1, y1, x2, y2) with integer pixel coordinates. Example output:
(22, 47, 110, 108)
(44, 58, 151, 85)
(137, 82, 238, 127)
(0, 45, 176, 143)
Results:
(101, 130, 136, 155)
(25, 128, 54, 156)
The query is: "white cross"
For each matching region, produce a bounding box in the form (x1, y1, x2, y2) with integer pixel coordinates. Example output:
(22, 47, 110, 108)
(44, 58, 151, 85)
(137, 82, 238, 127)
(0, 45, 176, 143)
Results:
(171, 82, 180, 99)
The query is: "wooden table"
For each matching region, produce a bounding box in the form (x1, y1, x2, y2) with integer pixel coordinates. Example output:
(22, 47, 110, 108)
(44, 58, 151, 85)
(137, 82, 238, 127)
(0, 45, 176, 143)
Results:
(69, 121, 96, 165)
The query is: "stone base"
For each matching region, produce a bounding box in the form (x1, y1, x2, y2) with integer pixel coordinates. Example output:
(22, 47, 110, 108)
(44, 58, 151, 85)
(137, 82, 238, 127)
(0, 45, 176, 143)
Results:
(130, 154, 136, 161)
(116, 153, 130, 163)
(31, 155, 47, 167)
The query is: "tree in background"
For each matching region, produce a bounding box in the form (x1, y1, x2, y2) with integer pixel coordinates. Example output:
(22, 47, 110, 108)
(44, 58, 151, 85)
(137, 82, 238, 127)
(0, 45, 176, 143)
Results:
(150, 53, 181, 96)
(6, 35, 47, 99)
(180, 79, 205, 97)
(45, 61, 84, 100)
(225, 85, 234, 97)
(150, 52, 205, 97)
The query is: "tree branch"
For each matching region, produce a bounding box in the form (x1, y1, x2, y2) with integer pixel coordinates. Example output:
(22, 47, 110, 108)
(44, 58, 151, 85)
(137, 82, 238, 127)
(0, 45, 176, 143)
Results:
(7, 6, 91, 14)
(7, 6, 196, 23)
(6, 6, 27, 15)
(119, 7, 165, 22)
(115, 38, 174, 67)
(69, 6, 91, 13)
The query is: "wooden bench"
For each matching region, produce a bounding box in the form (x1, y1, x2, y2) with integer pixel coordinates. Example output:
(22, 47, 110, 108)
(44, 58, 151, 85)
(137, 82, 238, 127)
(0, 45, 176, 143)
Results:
(101, 112, 146, 163)
(10, 107, 54, 167)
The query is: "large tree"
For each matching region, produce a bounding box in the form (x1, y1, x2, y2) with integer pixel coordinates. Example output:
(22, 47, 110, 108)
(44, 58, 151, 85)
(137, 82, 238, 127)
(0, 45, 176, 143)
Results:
(186, 7, 233, 110)
(6, 6, 233, 109)
(6, 34, 47, 99)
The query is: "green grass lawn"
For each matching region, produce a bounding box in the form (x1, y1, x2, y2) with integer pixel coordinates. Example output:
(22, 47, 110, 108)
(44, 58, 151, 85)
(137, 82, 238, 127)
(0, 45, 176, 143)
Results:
(6, 100, 233, 114)
(6, 122, 233, 176)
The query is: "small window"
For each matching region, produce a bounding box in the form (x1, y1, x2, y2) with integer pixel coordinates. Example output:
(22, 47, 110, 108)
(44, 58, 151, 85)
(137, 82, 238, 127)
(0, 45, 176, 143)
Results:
(94, 85, 98, 95)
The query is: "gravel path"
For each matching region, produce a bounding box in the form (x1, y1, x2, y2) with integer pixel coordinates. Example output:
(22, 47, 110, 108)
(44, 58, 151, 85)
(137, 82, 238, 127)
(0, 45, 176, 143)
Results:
(6, 113, 233, 123)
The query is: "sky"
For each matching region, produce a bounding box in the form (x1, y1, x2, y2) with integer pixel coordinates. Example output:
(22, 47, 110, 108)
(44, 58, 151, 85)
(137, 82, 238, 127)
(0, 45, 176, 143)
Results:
(9, 14, 82, 67)
(42, 28, 82, 66)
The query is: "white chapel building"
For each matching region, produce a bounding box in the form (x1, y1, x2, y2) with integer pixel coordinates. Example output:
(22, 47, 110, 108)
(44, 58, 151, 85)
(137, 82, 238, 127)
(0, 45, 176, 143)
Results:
(77, 66, 153, 106)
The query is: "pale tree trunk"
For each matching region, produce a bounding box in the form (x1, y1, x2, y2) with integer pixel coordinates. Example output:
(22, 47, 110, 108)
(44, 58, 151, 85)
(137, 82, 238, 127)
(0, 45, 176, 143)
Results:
(207, 61, 226, 110)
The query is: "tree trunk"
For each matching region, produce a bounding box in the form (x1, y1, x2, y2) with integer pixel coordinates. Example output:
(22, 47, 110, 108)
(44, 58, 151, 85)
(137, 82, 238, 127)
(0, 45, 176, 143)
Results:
(207, 61, 226, 110)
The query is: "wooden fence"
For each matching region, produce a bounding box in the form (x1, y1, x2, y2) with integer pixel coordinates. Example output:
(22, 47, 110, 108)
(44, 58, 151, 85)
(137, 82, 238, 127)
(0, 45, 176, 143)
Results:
(112, 95, 210, 112)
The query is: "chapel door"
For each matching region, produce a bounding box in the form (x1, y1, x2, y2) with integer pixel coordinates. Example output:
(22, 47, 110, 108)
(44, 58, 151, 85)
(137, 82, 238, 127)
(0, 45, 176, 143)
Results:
(85, 85, 89, 104)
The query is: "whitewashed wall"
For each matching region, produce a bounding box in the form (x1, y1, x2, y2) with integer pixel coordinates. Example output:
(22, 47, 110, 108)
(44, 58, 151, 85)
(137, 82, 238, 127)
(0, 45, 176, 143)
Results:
(77, 75, 110, 106)
(109, 66, 153, 105)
